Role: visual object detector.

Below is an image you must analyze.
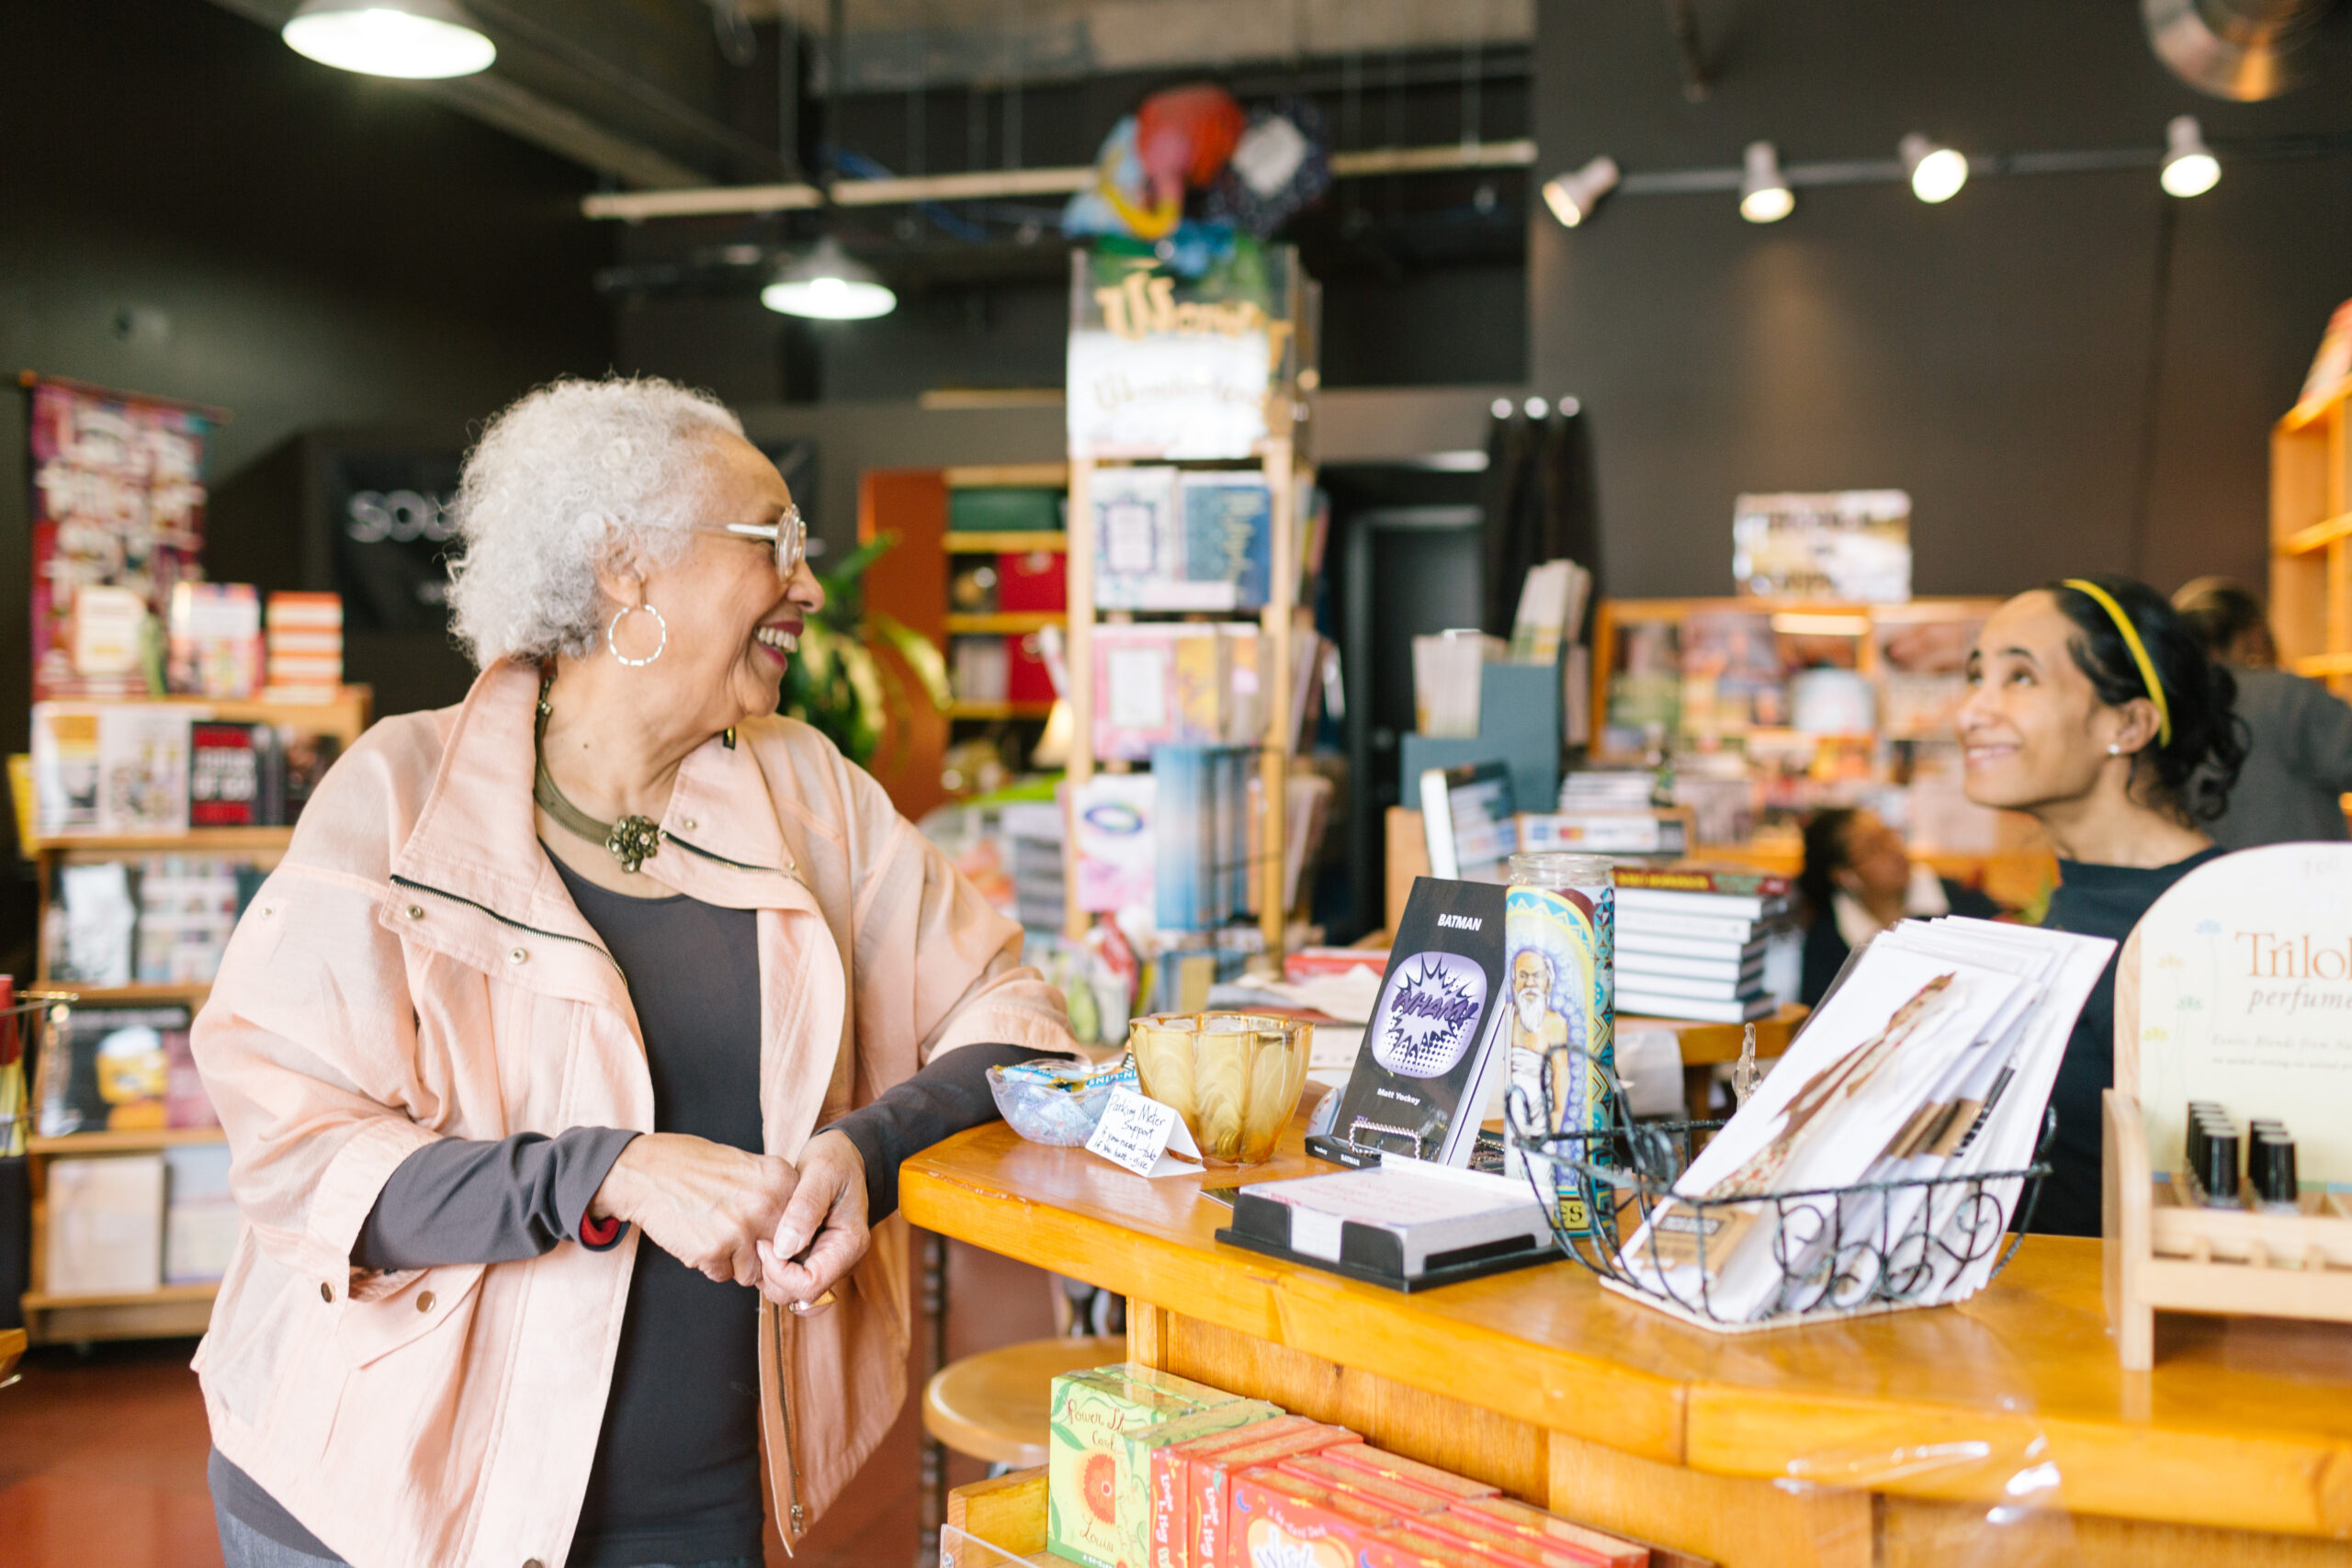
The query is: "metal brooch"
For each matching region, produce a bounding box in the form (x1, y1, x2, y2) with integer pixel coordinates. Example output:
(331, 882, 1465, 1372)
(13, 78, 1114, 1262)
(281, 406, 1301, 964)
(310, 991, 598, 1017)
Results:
(605, 815, 664, 874)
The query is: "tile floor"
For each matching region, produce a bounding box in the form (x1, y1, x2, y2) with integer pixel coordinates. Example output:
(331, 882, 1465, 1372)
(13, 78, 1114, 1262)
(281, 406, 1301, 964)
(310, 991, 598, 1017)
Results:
(0, 1234, 1056, 1568)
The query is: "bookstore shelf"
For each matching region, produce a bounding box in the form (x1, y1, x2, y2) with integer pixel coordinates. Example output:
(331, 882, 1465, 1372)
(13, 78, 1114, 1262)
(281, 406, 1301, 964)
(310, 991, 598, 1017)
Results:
(21, 1281, 220, 1313)
(22, 685, 375, 1344)
(944, 612, 1061, 636)
(944, 462, 1068, 489)
(2271, 382, 2352, 695)
(944, 531, 1069, 554)
(28, 1127, 231, 1156)
(949, 700, 1055, 721)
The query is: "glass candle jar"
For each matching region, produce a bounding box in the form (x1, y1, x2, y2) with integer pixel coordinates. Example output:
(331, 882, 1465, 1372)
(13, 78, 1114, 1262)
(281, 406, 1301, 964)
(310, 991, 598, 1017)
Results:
(1125, 1011, 1312, 1166)
(1503, 852, 1614, 1228)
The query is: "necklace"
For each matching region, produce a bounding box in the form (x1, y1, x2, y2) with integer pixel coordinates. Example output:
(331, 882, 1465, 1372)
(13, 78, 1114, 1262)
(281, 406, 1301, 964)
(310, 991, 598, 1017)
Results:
(533, 675, 664, 874)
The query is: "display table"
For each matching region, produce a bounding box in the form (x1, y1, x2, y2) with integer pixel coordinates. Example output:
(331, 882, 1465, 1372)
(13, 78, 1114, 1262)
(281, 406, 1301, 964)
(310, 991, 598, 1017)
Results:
(902, 1122, 2352, 1568)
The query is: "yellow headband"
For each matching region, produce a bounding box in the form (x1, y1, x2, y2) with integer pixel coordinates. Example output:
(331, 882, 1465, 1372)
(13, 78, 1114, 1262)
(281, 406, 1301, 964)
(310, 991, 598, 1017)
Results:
(2063, 579, 2171, 748)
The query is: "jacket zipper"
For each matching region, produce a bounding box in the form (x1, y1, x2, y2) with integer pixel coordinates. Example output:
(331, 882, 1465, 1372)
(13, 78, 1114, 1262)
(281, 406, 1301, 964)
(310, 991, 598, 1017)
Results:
(664, 832, 797, 879)
(769, 1302, 808, 1542)
(388, 874, 628, 983)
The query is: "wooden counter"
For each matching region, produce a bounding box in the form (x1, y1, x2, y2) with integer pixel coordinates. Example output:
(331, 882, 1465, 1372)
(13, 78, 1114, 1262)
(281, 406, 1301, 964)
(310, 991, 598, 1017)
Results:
(902, 1123, 2352, 1568)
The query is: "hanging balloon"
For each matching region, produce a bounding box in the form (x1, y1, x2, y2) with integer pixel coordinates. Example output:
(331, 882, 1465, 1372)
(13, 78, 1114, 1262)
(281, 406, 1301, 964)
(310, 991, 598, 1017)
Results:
(1204, 98, 1333, 238)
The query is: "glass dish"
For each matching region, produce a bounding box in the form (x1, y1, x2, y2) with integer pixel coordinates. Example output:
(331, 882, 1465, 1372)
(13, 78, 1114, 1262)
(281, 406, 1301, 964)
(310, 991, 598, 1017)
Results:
(987, 1055, 1136, 1146)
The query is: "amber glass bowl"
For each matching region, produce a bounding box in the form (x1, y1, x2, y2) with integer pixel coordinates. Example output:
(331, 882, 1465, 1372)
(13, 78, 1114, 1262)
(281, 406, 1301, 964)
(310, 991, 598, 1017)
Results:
(1125, 1011, 1313, 1167)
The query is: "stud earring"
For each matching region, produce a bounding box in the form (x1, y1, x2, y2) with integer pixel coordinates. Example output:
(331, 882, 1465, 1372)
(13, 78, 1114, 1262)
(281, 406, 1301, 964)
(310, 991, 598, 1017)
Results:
(2107, 742, 2123, 756)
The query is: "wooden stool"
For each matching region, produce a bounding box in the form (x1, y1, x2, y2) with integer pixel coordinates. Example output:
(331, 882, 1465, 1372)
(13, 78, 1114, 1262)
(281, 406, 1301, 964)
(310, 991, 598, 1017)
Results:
(922, 1334, 1124, 1471)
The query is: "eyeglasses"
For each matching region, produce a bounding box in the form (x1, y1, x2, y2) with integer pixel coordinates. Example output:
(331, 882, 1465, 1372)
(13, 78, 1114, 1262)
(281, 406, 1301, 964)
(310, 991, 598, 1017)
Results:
(694, 503, 807, 581)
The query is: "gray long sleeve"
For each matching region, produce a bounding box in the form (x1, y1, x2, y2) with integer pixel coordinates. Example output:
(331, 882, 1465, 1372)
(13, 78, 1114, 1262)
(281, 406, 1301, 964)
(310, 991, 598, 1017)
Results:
(349, 1043, 1055, 1271)
(824, 1041, 1057, 1221)
(351, 1125, 640, 1271)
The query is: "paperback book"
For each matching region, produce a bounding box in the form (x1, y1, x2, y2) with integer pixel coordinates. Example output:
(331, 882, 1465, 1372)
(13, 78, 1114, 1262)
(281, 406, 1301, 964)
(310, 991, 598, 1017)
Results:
(1308, 878, 1510, 1169)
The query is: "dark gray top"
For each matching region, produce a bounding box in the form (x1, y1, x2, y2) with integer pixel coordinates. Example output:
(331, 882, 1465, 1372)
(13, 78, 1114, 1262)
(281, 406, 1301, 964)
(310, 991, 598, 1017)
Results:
(211, 852, 1047, 1567)
(2208, 665, 2352, 851)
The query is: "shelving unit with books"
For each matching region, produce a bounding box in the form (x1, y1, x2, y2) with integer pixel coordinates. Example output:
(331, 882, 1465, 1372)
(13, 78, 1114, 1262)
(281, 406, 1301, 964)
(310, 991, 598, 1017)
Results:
(22, 686, 373, 1344)
(1061, 243, 1321, 964)
(2270, 364, 2352, 693)
(858, 464, 1069, 821)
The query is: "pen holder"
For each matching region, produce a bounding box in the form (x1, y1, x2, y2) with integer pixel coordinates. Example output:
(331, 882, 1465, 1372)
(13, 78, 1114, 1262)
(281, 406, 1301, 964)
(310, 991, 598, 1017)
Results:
(1125, 1012, 1311, 1167)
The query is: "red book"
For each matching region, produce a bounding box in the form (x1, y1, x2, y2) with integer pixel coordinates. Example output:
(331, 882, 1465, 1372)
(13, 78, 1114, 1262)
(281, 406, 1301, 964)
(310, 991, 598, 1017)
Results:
(996, 548, 1067, 613)
(1609, 867, 1790, 898)
(188, 721, 261, 828)
(1006, 631, 1057, 705)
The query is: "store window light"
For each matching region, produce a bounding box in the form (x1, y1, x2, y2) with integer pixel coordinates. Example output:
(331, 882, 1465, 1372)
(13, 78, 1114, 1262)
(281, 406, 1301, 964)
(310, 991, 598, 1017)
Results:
(282, 0, 496, 79)
(1541, 156, 1621, 229)
(1739, 141, 1794, 223)
(2161, 116, 2222, 197)
(762, 237, 897, 321)
(1900, 134, 1970, 204)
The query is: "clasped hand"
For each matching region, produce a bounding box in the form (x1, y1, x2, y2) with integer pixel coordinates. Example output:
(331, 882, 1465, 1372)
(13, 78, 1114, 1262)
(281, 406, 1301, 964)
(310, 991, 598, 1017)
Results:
(589, 1129, 868, 1311)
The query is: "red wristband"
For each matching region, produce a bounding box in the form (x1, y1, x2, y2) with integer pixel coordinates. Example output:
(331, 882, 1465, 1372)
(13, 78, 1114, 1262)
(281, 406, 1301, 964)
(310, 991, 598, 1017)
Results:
(579, 1212, 623, 1249)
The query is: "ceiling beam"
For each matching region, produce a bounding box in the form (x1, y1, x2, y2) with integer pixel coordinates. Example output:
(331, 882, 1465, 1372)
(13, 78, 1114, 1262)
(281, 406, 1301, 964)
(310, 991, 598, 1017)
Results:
(580, 137, 1536, 220)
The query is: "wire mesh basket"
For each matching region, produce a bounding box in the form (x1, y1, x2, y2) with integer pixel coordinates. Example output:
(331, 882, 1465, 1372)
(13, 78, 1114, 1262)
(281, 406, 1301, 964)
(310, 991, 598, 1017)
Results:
(1504, 1037, 2052, 1330)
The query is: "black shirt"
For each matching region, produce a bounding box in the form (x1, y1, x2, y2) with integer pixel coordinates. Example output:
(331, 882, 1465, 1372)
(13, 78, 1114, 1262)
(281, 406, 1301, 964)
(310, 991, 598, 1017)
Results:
(2031, 847, 2226, 1237)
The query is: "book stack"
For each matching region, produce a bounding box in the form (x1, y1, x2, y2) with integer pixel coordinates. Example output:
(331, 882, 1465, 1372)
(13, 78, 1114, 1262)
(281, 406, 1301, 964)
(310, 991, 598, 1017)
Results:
(1619, 915, 2115, 1324)
(1613, 868, 1796, 1023)
(165, 582, 263, 698)
(30, 705, 343, 838)
(263, 592, 344, 703)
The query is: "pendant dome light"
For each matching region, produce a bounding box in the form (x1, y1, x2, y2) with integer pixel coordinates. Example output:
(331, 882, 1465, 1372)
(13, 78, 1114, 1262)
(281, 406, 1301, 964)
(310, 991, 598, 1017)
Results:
(282, 0, 496, 79)
(1738, 141, 1793, 223)
(762, 237, 898, 320)
(2160, 115, 2222, 197)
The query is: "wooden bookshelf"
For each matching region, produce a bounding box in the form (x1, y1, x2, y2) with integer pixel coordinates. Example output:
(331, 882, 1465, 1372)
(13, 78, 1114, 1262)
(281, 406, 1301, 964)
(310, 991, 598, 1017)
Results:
(24, 686, 374, 1344)
(2272, 382, 2352, 694)
(943, 531, 1068, 554)
(944, 611, 1060, 636)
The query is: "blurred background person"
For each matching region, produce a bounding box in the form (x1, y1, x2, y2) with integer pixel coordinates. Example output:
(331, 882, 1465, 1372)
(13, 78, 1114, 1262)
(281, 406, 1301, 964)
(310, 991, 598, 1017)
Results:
(1795, 807, 1997, 1006)
(2173, 576, 2352, 849)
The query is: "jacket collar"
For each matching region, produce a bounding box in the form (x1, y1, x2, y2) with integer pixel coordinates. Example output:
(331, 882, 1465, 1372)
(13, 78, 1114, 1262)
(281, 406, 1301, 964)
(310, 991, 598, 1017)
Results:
(390, 660, 817, 942)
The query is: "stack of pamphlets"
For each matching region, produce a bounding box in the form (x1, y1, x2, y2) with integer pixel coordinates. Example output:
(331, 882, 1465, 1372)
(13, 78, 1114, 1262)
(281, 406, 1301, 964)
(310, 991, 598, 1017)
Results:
(1617, 916, 2114, 1324)
(1612, 868, 1794, 1022)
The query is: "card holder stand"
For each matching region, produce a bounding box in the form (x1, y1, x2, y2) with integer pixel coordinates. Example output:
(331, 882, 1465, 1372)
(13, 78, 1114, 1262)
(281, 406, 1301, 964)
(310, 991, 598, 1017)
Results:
(1504, 1040, 2053, 1332)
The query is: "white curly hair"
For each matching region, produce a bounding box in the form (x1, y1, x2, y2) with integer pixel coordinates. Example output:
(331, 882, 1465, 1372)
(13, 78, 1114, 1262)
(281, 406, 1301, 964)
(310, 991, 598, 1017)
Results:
(444, 375, 746, 666)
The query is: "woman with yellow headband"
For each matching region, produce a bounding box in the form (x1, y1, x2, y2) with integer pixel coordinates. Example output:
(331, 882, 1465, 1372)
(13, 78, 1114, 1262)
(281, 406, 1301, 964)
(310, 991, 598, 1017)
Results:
(1956, 574, 2247, 1236)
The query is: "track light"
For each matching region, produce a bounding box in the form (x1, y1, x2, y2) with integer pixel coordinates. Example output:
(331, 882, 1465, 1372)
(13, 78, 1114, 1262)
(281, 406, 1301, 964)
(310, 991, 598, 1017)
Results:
(1900, 134, 1969, 203)
(1738, 141, 1794, 223)
(282, 0, 496, 79)
(1542, 156, 1621, 228)
(761, 237, 897, 320)
(2161, 115, 2222, 197)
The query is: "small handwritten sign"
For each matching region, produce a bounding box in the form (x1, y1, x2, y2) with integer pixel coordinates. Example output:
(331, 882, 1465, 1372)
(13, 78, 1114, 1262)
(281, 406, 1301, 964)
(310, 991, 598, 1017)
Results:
(1085, 1088, 1204, 1178)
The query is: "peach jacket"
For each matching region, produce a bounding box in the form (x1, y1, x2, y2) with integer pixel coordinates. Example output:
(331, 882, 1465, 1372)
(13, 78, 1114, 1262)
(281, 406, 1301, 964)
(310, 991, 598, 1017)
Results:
(190, 660, 1075, 1568)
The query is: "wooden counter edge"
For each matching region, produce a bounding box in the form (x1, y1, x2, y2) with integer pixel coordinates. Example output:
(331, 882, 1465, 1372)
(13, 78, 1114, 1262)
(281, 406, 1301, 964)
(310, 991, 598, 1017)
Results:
(902, 1127, 2352, 1542)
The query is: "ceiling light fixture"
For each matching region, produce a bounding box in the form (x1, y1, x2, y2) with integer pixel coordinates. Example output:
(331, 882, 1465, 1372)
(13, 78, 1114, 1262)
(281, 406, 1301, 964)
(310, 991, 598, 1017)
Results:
(1900, 133, 1970, 203)
(1738, 141, 1794, 223)
(1542, 156, 1622, 228)
(761, 236, 897, 320)
(281, 0, 496, 79)
(2160, 115, 2222, 197)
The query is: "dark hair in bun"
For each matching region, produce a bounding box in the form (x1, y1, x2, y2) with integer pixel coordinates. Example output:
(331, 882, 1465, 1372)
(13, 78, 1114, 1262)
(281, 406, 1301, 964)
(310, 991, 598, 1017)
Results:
(2046, 574, 2247, 823)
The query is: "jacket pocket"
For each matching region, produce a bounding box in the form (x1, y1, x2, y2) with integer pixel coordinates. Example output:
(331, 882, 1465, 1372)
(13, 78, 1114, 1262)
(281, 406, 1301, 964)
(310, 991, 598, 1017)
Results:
(336, 1261, 487, 1369)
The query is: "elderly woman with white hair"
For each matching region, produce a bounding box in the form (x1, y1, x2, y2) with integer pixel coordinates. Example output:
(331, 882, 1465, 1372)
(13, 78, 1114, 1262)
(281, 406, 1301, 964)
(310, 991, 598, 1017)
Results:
(190, 376, 1077, 1568)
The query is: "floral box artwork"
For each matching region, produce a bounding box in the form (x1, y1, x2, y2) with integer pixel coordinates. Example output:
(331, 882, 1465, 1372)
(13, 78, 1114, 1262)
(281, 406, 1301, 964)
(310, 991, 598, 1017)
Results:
(1048, 1363, 1272, 1568)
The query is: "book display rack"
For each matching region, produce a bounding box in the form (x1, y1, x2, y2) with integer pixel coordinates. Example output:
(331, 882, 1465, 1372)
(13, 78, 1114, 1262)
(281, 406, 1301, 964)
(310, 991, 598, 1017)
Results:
(1062, 243, 1319, 958)
(23, 687, 373, 1344)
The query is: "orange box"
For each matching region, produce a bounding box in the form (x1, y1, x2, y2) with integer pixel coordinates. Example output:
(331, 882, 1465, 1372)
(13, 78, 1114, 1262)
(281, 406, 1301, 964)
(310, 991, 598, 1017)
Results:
(1228, 1471, 1401, 1568)
(1153, 1415, 1322, 1568)
(1442, 1499, 1650, 1568)
(1273, 1455, 1452, 1518)
(1188, 1426, 1354, 1568)
(1318, 1444, 1503, 1506)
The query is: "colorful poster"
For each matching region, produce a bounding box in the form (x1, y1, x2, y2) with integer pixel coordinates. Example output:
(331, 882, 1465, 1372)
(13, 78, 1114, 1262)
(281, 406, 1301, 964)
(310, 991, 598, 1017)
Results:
(28, 378, 213, 701)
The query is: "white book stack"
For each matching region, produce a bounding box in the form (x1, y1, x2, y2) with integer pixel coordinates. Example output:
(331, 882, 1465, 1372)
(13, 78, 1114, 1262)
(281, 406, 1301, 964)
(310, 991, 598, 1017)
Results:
(1616, 915, 2114, 1325)
(1612, 869, 1796, 1023)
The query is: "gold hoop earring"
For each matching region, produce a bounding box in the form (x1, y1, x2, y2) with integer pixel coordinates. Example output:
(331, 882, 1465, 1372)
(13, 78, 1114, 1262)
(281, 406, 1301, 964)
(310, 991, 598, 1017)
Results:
(608, 604, 667, 667)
